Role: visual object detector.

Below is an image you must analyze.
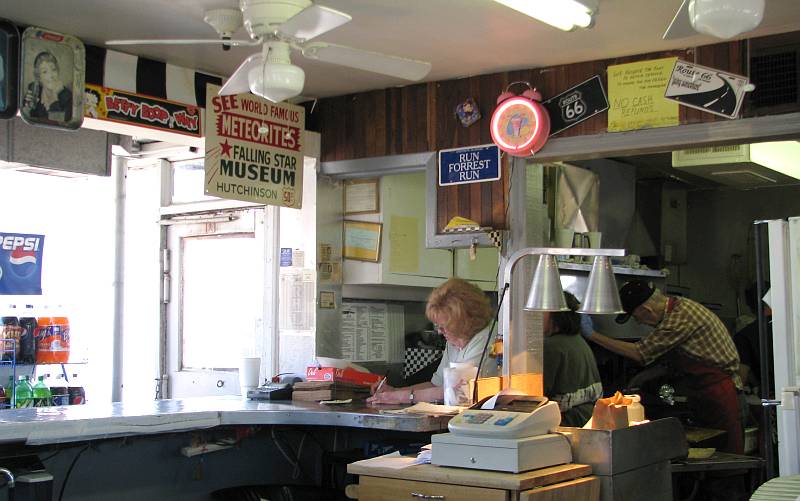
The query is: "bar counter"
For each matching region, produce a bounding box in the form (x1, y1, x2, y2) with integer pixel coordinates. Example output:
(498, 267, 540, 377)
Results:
(0, 396, 450, 445)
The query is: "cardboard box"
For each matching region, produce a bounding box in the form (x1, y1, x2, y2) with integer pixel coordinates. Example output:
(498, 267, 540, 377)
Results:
(306, 366, 382, 386)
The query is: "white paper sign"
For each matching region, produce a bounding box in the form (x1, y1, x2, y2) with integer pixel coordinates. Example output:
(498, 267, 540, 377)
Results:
(204, 85, 305, 208)
(664, 60, 752, 119)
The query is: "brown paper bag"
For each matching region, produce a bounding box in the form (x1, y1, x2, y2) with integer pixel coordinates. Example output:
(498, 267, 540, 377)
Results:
(591, 391, 632, 430)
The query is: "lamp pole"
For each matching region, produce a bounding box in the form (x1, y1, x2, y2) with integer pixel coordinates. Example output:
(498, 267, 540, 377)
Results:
(499, 246, 625, 389)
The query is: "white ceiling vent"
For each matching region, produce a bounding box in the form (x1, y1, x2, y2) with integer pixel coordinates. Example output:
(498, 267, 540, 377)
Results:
(672, 142, 800, 188)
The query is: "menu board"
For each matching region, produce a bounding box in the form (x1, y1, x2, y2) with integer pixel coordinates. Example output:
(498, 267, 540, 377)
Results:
(340, 302, 404, 363)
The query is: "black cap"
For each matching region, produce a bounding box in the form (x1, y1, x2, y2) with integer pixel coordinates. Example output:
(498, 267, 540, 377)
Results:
(615, 280, 655, 324)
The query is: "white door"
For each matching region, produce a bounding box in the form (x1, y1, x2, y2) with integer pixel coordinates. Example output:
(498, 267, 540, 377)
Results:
(165, 208, 269, 397)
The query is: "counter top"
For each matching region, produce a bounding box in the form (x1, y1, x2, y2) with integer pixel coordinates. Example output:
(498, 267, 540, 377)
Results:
(0, 397, 451, 446)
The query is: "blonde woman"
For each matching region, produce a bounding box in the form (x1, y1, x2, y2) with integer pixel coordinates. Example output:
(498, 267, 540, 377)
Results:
(368, 278, 493, 404)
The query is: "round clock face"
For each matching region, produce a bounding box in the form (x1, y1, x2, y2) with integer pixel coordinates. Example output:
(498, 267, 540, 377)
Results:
(490, 96, 548, 156)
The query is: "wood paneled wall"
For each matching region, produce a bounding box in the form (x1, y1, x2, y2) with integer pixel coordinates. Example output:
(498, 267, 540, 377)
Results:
(315, 39, 750, 231)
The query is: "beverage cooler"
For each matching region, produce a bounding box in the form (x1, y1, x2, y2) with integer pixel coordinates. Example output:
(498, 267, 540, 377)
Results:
(0, 304, 84, 409)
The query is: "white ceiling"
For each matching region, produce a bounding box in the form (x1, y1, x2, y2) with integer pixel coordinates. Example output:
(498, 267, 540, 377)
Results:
(2, 1, 800, 99)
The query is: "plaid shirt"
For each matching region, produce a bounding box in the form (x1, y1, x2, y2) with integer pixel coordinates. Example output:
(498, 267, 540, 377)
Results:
(636, 297, 742, 389)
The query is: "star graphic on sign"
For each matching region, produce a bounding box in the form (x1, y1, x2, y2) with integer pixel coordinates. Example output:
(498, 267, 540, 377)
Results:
(220, 140, 233, 157)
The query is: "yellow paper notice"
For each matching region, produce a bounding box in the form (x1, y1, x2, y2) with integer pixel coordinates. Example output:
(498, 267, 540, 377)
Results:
(607, 58, 679, 132)
(389, 216, 419, 273)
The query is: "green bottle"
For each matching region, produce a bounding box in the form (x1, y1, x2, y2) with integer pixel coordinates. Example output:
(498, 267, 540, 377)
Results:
(4, 376, 14, 408)
(15, 376, 33, 408)
(32, 376, 52, 407)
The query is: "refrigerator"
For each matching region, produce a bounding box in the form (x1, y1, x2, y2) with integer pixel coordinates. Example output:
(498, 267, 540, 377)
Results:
(764, 217, 800, 477)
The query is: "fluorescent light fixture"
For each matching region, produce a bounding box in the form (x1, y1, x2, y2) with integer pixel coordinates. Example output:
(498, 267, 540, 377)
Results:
(494, 0, 598, 31)
(750, 141, 800, 180)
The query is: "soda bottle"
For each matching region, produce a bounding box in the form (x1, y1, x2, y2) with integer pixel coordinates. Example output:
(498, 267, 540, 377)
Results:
(51, 307, 70, 364)
(15, 376, 33, 408)
(18, 305, 37, 365)
(32, 375, 52, 407)
(50, 374, 69, 406)
(68, 373, 85, 405)
(5, 376, 15, 408)
(1, 305, 21, 362)
(35, 307, 54, 365)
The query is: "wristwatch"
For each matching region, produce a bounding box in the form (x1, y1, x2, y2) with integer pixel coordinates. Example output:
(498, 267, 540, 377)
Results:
(409, 388, 415, 403)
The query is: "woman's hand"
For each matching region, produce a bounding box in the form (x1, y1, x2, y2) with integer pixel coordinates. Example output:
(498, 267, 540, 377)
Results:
(367, 388, 410, 404)
(369, 379, 394, 395)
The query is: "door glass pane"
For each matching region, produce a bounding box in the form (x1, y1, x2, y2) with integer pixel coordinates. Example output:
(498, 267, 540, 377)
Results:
(181, 234, 258, 369)
(172, 159, 218, 204)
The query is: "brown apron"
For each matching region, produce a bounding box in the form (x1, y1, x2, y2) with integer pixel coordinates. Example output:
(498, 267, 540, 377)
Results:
(665, 298, 744, 454)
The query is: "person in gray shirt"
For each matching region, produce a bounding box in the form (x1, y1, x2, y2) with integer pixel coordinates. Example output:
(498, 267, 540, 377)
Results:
(368, 278, 492, 404)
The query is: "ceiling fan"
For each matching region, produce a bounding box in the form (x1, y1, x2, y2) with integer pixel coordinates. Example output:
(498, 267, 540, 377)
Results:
(662, 0, 765, 40)
(107, 0, 432, 103)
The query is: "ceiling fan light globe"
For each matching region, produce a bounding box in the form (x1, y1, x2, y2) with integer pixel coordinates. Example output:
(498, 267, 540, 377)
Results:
(689, 0, 765, 39)
(248, 63, 305, 103)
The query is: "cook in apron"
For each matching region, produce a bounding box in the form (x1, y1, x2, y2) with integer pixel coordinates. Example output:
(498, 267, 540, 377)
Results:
(671, 352, 744, 454)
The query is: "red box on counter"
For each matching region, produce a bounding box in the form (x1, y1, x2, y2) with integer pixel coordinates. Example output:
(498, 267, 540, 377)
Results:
(306, 366, 382, 386)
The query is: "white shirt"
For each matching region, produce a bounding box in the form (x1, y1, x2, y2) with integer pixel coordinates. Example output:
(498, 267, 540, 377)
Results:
(431, 326, 491, 386)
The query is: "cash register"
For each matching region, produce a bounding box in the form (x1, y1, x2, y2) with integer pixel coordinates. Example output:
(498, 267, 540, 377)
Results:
(431, 394, 572, 473)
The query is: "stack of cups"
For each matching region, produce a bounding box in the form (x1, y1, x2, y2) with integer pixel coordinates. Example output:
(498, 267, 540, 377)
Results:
(238, 357, 261, 397)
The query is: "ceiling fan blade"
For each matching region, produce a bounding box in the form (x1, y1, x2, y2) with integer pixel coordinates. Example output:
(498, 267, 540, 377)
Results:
(662, 0, 696, 40)
(278, 4, 352, 41)
(301, 43, 431, 81)
(107, 38, 261, 47)
(219, 53, 263, 96)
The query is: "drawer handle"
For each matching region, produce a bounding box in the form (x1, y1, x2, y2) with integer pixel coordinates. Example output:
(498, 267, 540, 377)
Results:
(410, 493, 444, 500)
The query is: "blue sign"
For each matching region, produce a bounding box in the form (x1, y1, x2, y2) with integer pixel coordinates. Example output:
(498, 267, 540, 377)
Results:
(280, 247, 293, 267)
(0, 233, 45, 295)
(438, 144, 501, 186)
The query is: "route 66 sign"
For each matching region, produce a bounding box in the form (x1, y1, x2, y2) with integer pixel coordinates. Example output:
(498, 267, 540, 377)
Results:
(543, 75, 609, 136)
(559, 92, 586, 123)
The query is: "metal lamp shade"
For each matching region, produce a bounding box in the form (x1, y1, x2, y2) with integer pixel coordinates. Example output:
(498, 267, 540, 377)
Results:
(524, 255, 569, 311)
(578, 256, 624, 314)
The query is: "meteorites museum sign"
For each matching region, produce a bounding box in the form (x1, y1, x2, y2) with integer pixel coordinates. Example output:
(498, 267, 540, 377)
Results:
(204, 85, 305, 209)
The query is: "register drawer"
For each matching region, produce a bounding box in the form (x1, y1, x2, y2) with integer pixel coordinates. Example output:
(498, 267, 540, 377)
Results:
(358, 476, 507, 501)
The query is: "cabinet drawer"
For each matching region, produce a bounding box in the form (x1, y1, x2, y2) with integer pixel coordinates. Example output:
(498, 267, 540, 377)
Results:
(520, 476, 600, 501)
(358, 476, 507, 501)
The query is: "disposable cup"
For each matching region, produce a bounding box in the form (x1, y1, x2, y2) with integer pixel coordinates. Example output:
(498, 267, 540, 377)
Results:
(238, 357, 261, 391)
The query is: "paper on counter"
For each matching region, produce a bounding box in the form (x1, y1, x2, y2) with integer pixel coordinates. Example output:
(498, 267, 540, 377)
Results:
(380, 402, 463, 416)
(364, 451, 418, 469)
(319, 398, 353, 405)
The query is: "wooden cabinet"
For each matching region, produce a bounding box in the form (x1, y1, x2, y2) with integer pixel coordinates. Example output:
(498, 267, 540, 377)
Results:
(455, 247, 499, 289)
(358, 476, 506, 501)
(344, 172, 498, 290)
(347, 456, 600, 501)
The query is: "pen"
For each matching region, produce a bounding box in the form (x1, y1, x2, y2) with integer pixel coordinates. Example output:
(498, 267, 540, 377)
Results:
(375, 377, 387, 395)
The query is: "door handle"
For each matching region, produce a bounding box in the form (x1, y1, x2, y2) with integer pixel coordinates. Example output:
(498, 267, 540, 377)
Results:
(762, 399, 781, 407)
(410, 493, 444, 499)
(216, 380, 225, 388)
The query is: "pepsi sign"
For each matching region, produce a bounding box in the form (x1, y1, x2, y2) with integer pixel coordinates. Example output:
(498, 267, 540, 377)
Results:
(0, 233, 45, 295)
